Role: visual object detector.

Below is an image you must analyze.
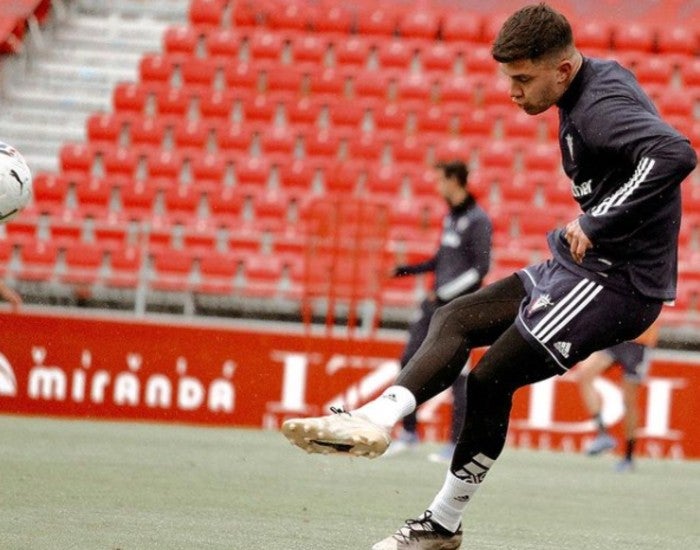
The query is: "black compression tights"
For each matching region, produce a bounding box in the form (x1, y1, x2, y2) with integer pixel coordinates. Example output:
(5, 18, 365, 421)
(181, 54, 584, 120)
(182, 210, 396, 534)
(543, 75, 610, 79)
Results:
(395, 274, 562, 469)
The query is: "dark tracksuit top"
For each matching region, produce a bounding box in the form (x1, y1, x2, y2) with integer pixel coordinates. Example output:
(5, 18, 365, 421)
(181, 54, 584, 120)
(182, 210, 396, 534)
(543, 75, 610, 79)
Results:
(396, 195, 492, 304)
(551, 57, 697, 301)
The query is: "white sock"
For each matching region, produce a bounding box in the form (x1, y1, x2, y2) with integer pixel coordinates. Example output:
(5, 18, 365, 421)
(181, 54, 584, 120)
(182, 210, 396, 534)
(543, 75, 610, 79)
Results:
(427, 471, 482, 533)
(353, 385, 416, 431)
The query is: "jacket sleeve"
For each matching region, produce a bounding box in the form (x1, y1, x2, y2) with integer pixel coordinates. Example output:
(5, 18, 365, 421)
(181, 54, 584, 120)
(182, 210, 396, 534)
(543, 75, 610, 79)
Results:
(576, 95, 697, 244)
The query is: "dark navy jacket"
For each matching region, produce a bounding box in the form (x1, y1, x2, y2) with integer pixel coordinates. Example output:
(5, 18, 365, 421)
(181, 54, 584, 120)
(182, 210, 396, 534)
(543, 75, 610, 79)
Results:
(550, 57, 697, 300)
(396, 195, 492, 303)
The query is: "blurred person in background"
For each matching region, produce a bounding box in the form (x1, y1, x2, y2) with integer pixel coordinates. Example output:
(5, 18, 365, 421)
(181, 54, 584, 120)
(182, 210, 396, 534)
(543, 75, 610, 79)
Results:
(576, 322, 659, 471)
(385, 160, 492, 463)
(0, 281, 21, 311)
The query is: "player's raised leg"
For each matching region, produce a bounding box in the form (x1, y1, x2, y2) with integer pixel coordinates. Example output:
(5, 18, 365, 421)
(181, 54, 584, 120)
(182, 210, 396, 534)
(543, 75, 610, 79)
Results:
(281, 276, 526, 458)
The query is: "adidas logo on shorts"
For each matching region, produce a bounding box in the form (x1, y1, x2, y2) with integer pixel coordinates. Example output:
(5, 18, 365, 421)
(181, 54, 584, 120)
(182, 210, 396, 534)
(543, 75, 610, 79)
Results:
(553, 341, 572, 358)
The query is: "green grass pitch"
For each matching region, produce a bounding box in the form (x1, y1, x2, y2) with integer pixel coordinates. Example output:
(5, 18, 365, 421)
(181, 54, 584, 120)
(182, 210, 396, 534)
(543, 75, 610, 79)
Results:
(1, 415, 698, 549)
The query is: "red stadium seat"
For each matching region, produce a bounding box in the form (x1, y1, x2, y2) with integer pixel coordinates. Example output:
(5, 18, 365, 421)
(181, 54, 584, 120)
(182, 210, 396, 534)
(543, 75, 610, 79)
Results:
(249, 29, 284, 62)
(113, 81, 148, 114)
(32, 173, 70, 210)
(105, 245, 142, 290)
(278, 158, 316, 193)
(523, 143, 561, 174)
(439, 74, 474, 106)
(200, 89, 235, 120)
(164, 184, 203, 222)
(309, 67, 346, 98)
(392, 135, 430, 164)
(217, 122, 255, 153)
(4, 207, 39, 246)
(120, 179, 159, 218)
(74, 177, 114, 216)
(263, 64, 304, 95)
(365, 164, 402, 198)
(101, 146, 138, 178)
(60, 142, 94, 175)
(416, 104, 453, 135)
(145, 148, 184, 181)
(397, 73, 433, 103)
(206, 28, 243, 59)
(304, 127, 341, 158)
(189, 0, 226, 29)
(235, 155, 271, 188)
(681, 57, 700, 88)
(356, 6, 398, 36)
(182, 218, 219, 257)
(197, 251, 240, 294)
(479, 140, 516, 171)
(129, 115, 166, 148)
(613, 22, 655, 52)
(242, 93, 275, 123)
(173, 119, 210, 151)
(163, 25, 199, 56)
(465, 45, 498, 76)
(209, 187, 245, 224)
(243, 254, 284, 298)
(17, 239, 58, 283)
(421, 41, 458, 74)
(633, 56, 674, 87)
(329, 99, 367, 130)
(377, 39, 414, 70)
(290, 32, 327, 66)
(333, 35, 371, 69)
(259, 126, 297, 155)
(149, 249, 196, 292)
(458, 109, 495, 138)
(655, 88, 694, 119)
(657, 26, 698, 56)
(93, 211, 131, 251)
(573, 20, 612, 52)
(191, 152, 226, 187)
(156, 86, 191, 121)
(348, 131, 383, 161)
(285, 96, 322, 127)
(180, 57, 220, 90)
(62, 243, 105, 286)
(312, 4, 352, 35)
(267, 1, 310, 31)
(398, 8, 440, 40)
(323, 159, 365, 194)
(87, 112, 124, 144)
(441, 12, 483, 43)
(353, 70, 392, 101)
(373, 102, 406, 133)
(139, 53, 178, 85)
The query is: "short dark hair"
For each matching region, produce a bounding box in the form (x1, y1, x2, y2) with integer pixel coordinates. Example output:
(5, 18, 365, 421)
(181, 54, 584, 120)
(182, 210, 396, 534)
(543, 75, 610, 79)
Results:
(491, 3, 573, 63)
(435, 160, 468, 187)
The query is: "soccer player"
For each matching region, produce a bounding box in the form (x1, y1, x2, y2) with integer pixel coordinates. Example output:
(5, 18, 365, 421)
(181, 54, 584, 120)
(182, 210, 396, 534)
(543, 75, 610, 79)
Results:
(576, 322, 659, 471)
(282, 4, 697, 549)
(385, 160, 492, 460)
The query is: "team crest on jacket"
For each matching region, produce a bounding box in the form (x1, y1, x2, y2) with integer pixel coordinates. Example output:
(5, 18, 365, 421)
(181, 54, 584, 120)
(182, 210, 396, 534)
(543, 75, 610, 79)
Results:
(528, 293, 554, 316)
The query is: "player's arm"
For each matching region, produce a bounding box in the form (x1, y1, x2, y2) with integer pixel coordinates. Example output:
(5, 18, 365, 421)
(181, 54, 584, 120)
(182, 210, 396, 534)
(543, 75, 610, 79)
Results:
(435, 215, 492, 301)
(392, 256, 437, 277)
(576, 97, 697, 246)
(0, 281, 21, 311)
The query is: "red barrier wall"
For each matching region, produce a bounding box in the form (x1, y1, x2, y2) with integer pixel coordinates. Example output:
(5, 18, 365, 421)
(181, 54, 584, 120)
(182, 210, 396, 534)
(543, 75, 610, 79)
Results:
(0, 311, 697, 459)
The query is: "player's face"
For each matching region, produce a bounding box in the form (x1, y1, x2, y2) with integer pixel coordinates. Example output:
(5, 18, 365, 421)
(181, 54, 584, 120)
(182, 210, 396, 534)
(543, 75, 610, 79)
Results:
(498, 58, 568, 115)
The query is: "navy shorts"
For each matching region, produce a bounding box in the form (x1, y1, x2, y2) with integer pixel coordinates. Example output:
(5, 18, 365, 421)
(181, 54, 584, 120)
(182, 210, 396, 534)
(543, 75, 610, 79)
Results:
(515, 260, 662, 371)
(602, 341, 651, 382)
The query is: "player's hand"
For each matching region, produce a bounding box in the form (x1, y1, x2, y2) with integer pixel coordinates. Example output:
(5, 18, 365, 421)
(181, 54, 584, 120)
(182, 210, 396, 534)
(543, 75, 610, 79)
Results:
(564, 218, 592, 264)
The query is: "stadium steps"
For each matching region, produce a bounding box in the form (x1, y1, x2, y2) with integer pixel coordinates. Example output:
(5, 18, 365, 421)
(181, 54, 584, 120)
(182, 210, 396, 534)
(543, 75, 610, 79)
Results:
(0, 0, 189, 174)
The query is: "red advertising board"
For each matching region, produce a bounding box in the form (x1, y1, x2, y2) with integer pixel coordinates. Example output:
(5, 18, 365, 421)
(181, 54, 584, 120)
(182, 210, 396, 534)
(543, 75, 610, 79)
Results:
(0, 311, 698, 459)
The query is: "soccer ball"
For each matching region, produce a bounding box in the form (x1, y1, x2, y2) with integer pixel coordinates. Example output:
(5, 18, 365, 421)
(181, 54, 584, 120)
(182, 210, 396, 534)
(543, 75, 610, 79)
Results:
(0, 141, 32, 223)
